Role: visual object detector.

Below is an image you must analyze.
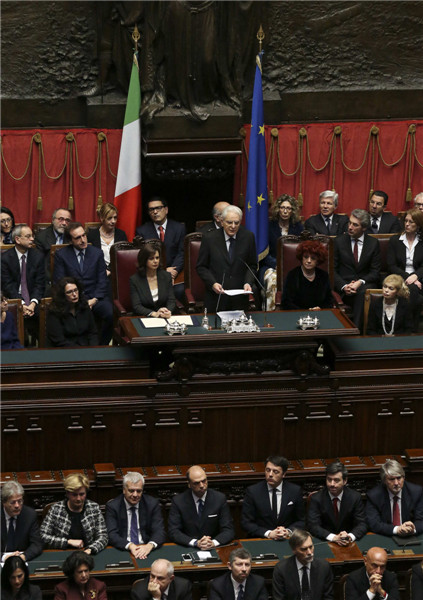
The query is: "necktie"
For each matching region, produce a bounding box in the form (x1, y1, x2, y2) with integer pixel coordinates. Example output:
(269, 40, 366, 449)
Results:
(56, 234, 63, 245)
(353, 239, 359, 263)
(332, 497, 339, 519)
(130, 506, 139, 544)
(392, 495, 400, 527)
(228, 237, 235, 261)
(20, 255, 30, 305)
(301, 566, 310, 600)
(272, 488, 278, 521)
(372, 218, 378, 232)
(78, 251, 84, 272)
(158, 225, 165, 242)
(238, 584, 244, 600)
(6, 517, 16, 551)
(325, 217, 331, 233)
(198, 498, 204, 518)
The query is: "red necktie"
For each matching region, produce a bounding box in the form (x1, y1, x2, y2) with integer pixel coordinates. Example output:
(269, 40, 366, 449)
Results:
(353, 239, 359, 263)
(392, 495, 400, 526)
(158, 226, 165, 242)
(332, 497, 339, 519)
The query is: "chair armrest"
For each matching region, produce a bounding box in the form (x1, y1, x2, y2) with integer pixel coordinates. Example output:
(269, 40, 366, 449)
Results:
(113, 299, 128, 316)
(184, 289, 197, 313)
(275, 290, 282, 309)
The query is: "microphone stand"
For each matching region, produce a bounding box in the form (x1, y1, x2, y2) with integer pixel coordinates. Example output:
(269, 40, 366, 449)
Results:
(214, 272, 225, 330)
(239, 258, 273, 328)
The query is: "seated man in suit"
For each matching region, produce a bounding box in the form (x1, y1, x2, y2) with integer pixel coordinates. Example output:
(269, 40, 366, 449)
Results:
(135, 197, 186, 280)
(53, 222, 113, 344)
(168, 465, 234, 549)
(196, 205, 257, 312)
(272, 529, 333, 600)
(241, 455, 304, 539)
(196, 201, 230, 234)
(414, 192, 423, 211)
(366, 459, 423, 536)
(334, 209, 381, 330)
(34, 207, 72, 285)
(105, 471, 165, 560)
(131, 558, 192, 600)
(304, 190, 348, 236)
(1, 224, 45, 345)
(1, 481, 43, 561)
(345, 546, 399, 600)
(367, 190, 401, 234)
(209, 547, 268, 600)
(307, 461, 367, 544)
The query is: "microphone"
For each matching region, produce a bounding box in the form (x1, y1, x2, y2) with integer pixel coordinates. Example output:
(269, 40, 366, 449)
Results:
(214, 272, 225, 329)
(238, 257, 273, 327)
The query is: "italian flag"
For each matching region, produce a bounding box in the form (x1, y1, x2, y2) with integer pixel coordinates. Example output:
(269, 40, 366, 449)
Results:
(114, 51, 142, 240)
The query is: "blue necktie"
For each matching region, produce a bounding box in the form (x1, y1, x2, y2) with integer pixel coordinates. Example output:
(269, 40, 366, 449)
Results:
(130, 506, 138, 544)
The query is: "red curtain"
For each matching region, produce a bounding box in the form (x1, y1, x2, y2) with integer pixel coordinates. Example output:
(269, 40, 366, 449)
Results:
(1, 129, 122, 228)
(234, 120, 423, 218)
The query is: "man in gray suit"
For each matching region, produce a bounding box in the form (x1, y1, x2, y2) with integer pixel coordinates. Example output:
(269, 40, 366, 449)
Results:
(304, 190, 348, 236)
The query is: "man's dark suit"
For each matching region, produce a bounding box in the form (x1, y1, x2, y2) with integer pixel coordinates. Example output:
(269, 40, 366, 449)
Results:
(53, 244, 112, 344)
(307, 487, 367, 540)
(135, 220, 186, 274)
(333, 233, 381, 329)
(34, 225, 71, 283)
(130, 270, 176, 316)
(241, 480, 304, 538)
(197, 222, 219, 235)
(1, 247, 45, 304)
(105, 493, 166, 551)
(345, 565, 399, 600)
(1, 505, 43, 560)
(366, 481, 423, 536)
(196, 227, 257, 312)
(209, 571, 268, 600)
(304, 213, 348, 236)
(131, 576, 192, 600)
(168, 489, 234, 547)
(366, 212, 401, 234)
(272, 556, 333, 600)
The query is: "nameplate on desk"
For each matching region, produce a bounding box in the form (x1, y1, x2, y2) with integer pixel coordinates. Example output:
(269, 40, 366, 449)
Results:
(105, 560, 134, 569)
(189, 550, 221, 564)
(252, 553, 278, 561)
(140, 316, 194, 328)
(392, 534, 421, 547)
(34, 565, 62, 573)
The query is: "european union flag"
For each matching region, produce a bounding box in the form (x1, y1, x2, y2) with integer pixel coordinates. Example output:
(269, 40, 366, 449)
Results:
(245, 51, 269, 262)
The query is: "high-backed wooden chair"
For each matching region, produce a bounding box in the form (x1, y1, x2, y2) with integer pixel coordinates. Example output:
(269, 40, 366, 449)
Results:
(184, 232, 205, 313)
(0, 244, 15, 253)
(4, 298, 24, 346)
(338, 574, 349, 600)
(32, 223, 51, 234)
(85, 221, 101, 234)
(38, 297, 53, 348)
(195, 219, 213, 230)
(368, 233, 396, 279)
(363, 288, 383, 335)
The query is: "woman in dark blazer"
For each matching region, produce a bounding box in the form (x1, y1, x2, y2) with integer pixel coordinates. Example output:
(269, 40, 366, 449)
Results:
(46, 277, 98, 346)
(387, 208, 423, 328)
(86, 202, 127, 274)
(367, 274, 413, 335)
(54, 552, 107, 600)
(1, 555, 42, 600)
(130, 241, 175, 317)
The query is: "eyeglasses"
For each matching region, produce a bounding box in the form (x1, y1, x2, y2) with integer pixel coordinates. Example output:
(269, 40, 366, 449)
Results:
(56, 217, 71, 223)
(148, 206, 165, 213)
(415, 203, 423, 209)
(1, 218, 12, 224)
(65, 288, 78, 296)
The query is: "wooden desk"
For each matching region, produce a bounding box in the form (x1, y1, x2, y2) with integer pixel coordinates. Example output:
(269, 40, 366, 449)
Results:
(119, 309, 359, 380)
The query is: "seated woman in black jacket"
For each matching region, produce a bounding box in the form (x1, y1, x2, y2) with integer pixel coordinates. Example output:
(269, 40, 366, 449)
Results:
(46, 277, 99, 346)
(1, 555, 42, 600)
(130, 241, 176, 317)
(282, 240, 333, 310)
(366, 274, 413, 335)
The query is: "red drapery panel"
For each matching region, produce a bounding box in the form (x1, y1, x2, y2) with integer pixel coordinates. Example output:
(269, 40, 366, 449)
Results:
(234, 120, 423, 218)
(1, 129, 122, 228)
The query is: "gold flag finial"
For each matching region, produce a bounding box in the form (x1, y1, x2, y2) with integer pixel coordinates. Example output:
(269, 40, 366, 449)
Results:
(132, 24, 140, 51)
(257, 25, 265, 52)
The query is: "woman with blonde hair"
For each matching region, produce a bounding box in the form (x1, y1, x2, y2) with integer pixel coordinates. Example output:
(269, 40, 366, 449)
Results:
(366, 274, 413, 335)
(40, 473, 108, 554)
(87, 202, 127, 275)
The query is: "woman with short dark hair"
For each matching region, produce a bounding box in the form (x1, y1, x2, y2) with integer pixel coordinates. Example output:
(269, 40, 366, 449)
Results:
(54, 551, 107, 600)
(1, 555, 41, 600)
(0, 207, 16, 245)
(130, 241, 175, 317)
(46, 277, 98, 346)
(281, 240, 333, 310)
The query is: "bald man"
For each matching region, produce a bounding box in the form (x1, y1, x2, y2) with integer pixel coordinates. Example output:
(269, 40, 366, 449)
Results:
(345, 547, 399, 600)
(168, 465, 234, 549)
(197, 202, 230, 234)
(131, 559, 192, 600)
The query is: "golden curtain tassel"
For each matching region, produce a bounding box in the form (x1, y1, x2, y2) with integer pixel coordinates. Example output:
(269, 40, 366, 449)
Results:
(297, 192, 304, 207)
(239, 127, 246, 138)
(68, 195, 74, 210)
(406, 188, 412, 203)
(368, 189, 374, 200)
(37, 196, 43, 210)
(269, 190, 273, 203)
(239, 192, 244, 207)
(97, 195, 103, 209)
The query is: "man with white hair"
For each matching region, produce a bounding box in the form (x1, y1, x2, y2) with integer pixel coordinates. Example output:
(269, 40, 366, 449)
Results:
(105, 471, 165, 559)
(1, 481, 43, 561)
(414, 192, 423, 211)
(304, 190, 348, 236)
(366, 459, 423, 536)
(196, 205, 257, 312)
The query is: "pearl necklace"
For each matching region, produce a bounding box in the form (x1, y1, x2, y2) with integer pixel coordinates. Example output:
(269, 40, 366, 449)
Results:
(100, 227, 114, 240)
(301, 267, 316, 281)
(382, 299, 398, 336)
